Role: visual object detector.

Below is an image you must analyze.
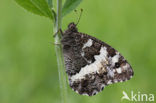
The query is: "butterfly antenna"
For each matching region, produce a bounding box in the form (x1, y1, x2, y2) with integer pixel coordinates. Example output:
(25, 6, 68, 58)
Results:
(76, 9, 83, 26)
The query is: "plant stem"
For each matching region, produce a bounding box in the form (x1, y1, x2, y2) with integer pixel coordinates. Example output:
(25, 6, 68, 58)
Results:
(54, 0, 67, 103)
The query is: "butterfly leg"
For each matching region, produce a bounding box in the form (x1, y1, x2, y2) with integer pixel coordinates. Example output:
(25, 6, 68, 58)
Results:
(53, 29, 64, 37)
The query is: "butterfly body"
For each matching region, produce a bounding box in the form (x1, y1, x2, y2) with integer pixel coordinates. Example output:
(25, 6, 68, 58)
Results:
(61, 22, 134, 96)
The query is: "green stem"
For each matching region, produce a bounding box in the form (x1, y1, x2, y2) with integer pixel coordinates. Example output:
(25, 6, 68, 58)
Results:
(54, 0, 67, 103)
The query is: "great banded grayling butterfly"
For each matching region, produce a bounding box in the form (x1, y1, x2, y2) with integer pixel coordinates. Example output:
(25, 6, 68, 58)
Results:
(59, 10, 134, 96)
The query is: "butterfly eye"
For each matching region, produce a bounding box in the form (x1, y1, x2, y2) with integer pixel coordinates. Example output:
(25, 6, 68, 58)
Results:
(101, 87, 104, 90)
(115, 62, 120, 68)
(93, 93, 96, 95)
(92, 91, 98, 95)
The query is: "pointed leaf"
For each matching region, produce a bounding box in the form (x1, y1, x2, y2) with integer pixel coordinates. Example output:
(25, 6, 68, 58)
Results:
(15, 0, 44, 16)
(62, 0, 82, 16)
(31, 0, 53, 19)
(15, 0, 54, 20)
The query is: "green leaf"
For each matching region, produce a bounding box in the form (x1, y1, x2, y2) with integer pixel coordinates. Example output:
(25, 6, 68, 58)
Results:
(15, 0, 54, 20)
(62, 0, 82, 16)
(15, 0, 44, 16)
(31, 0, 53, 19)
(46, 0, 53, 9)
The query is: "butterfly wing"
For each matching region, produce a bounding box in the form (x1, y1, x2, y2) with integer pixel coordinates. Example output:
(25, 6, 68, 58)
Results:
(61, 31, 134, 96)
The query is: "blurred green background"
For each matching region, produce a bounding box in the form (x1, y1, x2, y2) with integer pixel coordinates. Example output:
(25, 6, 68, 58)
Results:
(0, 0, 156, 103)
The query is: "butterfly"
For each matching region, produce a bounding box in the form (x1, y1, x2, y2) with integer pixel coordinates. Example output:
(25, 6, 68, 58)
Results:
(60, 22, 134, 96)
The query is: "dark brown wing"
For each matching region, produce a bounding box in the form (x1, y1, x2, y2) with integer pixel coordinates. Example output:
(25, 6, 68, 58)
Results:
(61, 31, 134, 96)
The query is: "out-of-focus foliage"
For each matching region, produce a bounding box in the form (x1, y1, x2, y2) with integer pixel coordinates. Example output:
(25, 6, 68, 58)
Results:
(0, 0, 156, 103)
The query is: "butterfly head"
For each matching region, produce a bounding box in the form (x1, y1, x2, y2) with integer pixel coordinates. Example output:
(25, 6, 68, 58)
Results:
(68, 22, 78, 32)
